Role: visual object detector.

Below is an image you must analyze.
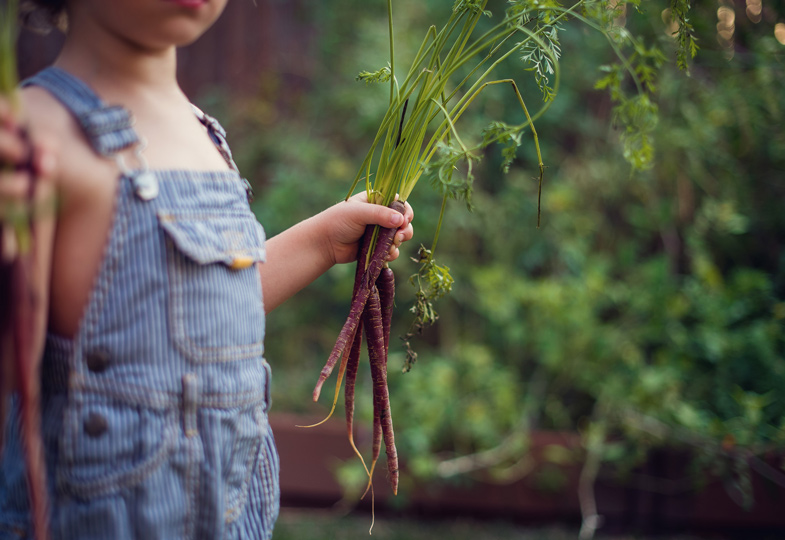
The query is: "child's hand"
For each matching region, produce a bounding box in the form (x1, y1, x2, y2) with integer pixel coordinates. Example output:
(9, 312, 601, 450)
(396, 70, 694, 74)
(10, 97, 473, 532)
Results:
(322, 192, 414, 266)
(260, 193, 413, 312)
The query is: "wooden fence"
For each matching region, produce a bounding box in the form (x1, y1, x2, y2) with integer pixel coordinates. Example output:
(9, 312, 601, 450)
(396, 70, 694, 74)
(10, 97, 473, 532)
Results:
(16, 0, 316, 100)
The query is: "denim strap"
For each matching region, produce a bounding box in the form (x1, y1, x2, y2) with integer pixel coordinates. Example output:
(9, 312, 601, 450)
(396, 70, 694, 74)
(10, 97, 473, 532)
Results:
(22, 66, 140, 157)
(193, 105, 254, 202)
(191, 105, 238, 173)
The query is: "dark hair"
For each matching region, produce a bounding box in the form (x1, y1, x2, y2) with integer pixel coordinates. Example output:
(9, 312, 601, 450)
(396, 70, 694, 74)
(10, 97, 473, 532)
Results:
(20, 0, 67, 32)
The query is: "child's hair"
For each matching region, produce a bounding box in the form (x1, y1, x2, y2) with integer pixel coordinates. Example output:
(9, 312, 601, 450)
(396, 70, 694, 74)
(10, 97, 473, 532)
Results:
(21, 0, 67, 32)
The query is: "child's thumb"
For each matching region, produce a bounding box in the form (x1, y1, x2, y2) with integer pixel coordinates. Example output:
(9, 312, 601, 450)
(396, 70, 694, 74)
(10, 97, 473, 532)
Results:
(30, 136, 57, 181)
(33, 147, 56, 179)
(360, 201, 404, 229)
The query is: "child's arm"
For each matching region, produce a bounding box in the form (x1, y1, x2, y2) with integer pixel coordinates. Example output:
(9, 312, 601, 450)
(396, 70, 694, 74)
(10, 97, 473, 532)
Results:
(258, 194, 414, 313)
(0, 94, 58, 383)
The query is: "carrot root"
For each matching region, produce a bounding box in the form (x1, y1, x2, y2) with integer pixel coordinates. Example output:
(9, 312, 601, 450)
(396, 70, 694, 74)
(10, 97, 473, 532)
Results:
(13, 256, 49, 540)
(377, 265, 395, 354)
(344, 320, 371, 477)
(1, 135, 50, 539)
(364, 287, 399, 496)
(296, 325, 357, 428)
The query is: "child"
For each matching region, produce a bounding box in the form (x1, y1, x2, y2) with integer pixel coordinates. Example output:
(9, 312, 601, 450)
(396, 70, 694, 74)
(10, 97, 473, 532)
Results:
(0, 0, 414, 538)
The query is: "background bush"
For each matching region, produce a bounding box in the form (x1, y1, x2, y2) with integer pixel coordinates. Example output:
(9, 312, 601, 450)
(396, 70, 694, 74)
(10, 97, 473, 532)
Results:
(218, 0, 785, 511)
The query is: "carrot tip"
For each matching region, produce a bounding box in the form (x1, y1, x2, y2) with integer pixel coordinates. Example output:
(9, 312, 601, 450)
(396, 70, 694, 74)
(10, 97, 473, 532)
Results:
(361, 460, 378, 500)
(295, 409, 337, 429)
(312, 378, 329, 401)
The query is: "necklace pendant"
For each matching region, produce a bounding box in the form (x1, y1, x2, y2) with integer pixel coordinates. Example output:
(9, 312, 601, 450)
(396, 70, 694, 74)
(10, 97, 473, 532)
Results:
(132, 171, 159, 201)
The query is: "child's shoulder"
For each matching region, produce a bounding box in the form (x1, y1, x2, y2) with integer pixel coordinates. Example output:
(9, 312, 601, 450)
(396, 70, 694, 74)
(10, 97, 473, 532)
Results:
(20, 84, 117, 194)
(21, 85, 77, 144)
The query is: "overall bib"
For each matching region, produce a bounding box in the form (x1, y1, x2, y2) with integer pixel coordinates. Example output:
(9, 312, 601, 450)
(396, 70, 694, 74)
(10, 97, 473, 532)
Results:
(0, 67, 280, 540)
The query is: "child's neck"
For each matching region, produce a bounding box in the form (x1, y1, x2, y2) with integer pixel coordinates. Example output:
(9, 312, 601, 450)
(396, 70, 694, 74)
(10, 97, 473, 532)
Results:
(54, 22, 183, 106)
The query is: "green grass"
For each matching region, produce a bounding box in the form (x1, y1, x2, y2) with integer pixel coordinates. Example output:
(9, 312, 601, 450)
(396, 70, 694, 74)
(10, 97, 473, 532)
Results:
(271, 509, 716, 540)
(273, 509, 573, 540)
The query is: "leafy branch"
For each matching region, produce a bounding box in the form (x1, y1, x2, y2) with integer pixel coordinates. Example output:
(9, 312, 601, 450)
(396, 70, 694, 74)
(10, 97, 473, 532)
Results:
(668, 0, 699, 73)
(519, 11, 563, 102)
(402, 244, 454, 373)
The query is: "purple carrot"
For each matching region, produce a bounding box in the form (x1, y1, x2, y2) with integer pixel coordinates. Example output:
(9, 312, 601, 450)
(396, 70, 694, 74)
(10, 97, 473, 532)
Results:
(359, 286, 383, 501)
(13, 247, 48, 540)
(296, 327, 357, 429)
(301, 223, 375, 424)
(354, 224, 376, 280)
(339, 223, 373, 443)
(312, 200, 405, 402)
(344, 319, 367, 464)
(359, 201, 405, 292)
(361, 265, 394, 498)
(1, 133, 49, 539)
(364, 287, 399, 495)
(377, 265, 395, 354)
(0, 259, 12, 454)
(361, 393, 383, 500)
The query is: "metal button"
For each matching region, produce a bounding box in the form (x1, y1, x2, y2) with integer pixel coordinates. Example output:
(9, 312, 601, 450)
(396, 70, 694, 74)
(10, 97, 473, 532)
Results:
(84, 413, 109, 438)
(229, 255, 254, 270)
(132, 171, 159, 201)
(85, 350, 110, 373)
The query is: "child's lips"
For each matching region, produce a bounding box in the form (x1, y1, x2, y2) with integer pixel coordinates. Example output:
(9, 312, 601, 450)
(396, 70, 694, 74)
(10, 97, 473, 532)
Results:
(165, 0, 207, 8)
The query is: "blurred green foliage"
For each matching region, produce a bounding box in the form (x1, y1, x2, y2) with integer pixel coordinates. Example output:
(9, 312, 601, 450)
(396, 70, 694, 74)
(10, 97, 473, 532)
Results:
(272, 510, 579, 540)
(223, 0, 785, 513)
(271, 508, 714, 540)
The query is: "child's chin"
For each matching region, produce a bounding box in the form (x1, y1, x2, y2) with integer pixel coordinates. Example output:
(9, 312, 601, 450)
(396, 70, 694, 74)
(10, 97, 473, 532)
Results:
(151, 23, 218, 49)
(152, 4, 226, 48)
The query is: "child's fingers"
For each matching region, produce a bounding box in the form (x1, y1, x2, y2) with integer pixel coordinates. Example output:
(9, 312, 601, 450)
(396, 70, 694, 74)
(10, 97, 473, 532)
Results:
(0, 129, 57, 224)
(359, 201, 403, 229)
(0, 128, 29, 166)
(388, 223, 413, 262)
(0, 170, 31, 200)
(388, 194, 414, 223)
(382, 199, 413, 258)
(340, 194, 413, 262)
(403, 200, 413, 224)
(0, 96, 20, 129)
(397, 200, 413, 237)
(30, 140, 56, 180)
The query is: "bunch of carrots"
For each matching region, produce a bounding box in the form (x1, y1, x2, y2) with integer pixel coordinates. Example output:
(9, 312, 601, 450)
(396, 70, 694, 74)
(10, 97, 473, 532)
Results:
(0, 0, 50, 538)
(305, 211, 405, 496)
(306, 0, 572, 507)
(307, 0, 665, 516)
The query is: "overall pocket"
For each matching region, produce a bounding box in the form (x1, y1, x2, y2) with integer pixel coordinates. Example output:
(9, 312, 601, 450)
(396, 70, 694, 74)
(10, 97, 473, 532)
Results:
(218, 404, 268, 525)
(158, 209, 267, 362)
(224, 409, 280, 536)
(256, 419, 281, 531)
(56, 393, 176, 500)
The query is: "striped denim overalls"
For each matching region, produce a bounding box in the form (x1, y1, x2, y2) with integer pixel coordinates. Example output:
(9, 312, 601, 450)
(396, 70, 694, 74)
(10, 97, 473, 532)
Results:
(0, 67, 280, 540)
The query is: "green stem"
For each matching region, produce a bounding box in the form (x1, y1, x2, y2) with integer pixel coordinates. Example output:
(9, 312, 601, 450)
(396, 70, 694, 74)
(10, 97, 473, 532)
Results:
(387, 0, 397, 102)
(392, 18, 560, 201)
(355, 0, 646, 217)
(430, 193, 448, 257)
(0, 0, 20, 97)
